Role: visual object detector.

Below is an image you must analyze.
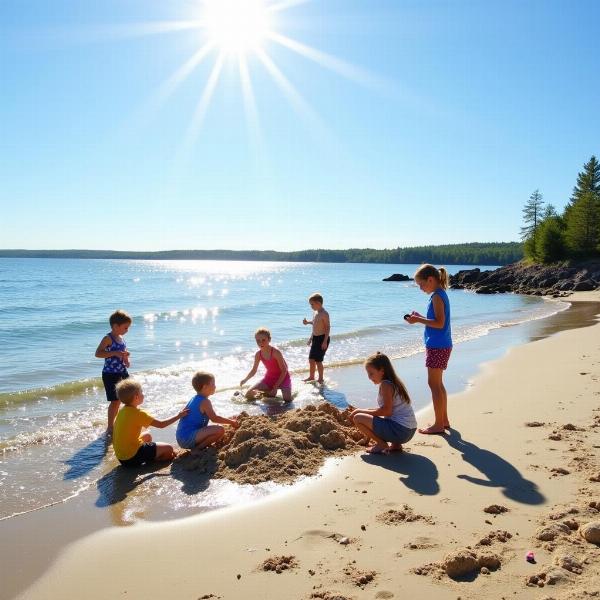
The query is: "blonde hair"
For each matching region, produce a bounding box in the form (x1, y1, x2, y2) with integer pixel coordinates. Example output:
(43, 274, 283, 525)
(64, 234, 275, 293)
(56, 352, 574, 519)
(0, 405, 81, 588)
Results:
(308, 293, 323, 304)
(414, 264, 449, 290)
(254, 327, 271, 340)
(192, 371, 215, 394)
(116, 379, 142, 405)
(365, 352, 411, 404)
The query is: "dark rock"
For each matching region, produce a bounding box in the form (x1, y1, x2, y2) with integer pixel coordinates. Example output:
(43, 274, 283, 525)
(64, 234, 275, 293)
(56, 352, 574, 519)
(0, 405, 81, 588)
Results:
(382, 274, 412, 282)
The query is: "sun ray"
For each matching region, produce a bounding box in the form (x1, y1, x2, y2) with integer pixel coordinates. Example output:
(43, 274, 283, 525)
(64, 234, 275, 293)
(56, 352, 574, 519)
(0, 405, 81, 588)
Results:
(238, 55, 264, 155)
(254, 48, 334, 144)
(183, 52, 225, 151)
(267, 0, 313, 13)
(268, 31, 394, 95)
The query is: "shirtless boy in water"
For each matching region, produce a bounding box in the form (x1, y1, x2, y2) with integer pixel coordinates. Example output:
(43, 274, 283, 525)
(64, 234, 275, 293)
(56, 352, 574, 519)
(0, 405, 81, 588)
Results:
(302, 293, 331, 384)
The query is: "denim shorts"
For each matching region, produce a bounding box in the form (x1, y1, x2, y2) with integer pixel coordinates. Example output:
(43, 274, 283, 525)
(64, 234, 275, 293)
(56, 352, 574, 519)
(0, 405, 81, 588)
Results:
(118, 442, 157, 467)
(372, 418, 416, 444)
(176, 430, 200, 450)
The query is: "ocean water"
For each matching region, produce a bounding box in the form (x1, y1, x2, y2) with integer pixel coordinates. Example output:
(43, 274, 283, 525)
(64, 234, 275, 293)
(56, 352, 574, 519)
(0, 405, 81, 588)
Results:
(0, 258, 568, 522)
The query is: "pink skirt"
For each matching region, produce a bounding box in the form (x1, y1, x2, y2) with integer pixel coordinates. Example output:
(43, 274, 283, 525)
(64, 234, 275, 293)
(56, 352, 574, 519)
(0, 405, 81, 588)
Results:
(425, 347, 452, 370)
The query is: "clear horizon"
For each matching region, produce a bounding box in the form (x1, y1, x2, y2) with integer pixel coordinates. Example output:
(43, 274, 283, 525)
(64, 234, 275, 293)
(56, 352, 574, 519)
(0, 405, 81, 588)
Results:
(1, 0, 599, 251)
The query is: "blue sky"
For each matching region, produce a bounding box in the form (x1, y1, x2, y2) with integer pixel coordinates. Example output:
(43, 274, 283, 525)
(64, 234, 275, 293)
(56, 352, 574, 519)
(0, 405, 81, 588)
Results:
(1, 0, 599, 251)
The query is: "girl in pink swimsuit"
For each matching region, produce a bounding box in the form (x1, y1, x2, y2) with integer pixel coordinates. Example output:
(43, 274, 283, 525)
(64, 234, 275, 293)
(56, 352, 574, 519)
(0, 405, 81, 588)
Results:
(240, 328, 292, 402)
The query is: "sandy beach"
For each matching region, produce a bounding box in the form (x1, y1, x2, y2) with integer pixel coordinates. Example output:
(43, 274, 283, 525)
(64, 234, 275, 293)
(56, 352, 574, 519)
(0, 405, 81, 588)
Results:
(5, 292, 600, 600)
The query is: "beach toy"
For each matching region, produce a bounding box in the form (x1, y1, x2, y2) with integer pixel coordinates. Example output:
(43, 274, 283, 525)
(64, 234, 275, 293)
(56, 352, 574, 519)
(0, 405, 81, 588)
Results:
(526, 551, 536, 564)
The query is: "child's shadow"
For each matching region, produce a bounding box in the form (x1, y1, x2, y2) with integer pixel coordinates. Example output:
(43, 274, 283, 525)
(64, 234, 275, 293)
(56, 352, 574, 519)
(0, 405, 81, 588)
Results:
(361, 451, 440, 496)
(170, 449, 218, 496)
(95, 462, 169, 507)
(64, 433, 111, 480)
(444, 429, 545, 505)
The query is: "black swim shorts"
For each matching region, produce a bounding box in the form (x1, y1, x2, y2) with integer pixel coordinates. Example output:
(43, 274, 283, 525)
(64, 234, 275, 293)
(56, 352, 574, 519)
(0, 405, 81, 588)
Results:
(119, 442, 157, 468)
(102, 370, 129, 402)
(309, 334, 330, 362)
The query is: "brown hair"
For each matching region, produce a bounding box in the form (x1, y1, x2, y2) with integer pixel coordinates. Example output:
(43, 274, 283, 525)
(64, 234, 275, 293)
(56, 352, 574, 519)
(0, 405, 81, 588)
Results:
(308, 293, 323, 304)
(254, 327, 271, 340)
(116, 379, 142, 405)
(365, 352, 411, 404)
(414, 264, 449, 290)
(192, 371, 215, 394)
(109, 309, 132, 326)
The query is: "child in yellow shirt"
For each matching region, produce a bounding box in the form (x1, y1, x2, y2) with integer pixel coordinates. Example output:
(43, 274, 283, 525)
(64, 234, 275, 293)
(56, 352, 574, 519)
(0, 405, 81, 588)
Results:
(112, 379, 188, 467)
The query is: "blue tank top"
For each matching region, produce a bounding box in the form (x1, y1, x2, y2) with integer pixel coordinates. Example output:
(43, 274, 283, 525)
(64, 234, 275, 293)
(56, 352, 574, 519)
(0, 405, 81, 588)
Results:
(176, 394, 210, 439)
(102, 333, 128, 374)
(424, 289, 452, 349)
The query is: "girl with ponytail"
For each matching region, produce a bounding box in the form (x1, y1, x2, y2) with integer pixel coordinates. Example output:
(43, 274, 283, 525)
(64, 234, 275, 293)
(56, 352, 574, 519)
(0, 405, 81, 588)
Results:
(406, 264, 453, 435)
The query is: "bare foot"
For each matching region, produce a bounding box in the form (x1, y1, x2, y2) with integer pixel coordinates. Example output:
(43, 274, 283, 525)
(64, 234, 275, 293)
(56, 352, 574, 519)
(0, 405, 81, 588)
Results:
(302, 376, 315, 382)
(367, 443, 389, 454)
(418, 426, 446, 435)
(357, 437, 370, 446)
(317, 379, 325, 385)
(389, 443, 404, 452)
(444, 423, 451, 430)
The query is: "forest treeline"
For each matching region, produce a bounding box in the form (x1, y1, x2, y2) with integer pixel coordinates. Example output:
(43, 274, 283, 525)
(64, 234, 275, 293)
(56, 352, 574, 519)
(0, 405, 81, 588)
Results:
(0, 242, 523, 266)
(521, 155, 600, 263)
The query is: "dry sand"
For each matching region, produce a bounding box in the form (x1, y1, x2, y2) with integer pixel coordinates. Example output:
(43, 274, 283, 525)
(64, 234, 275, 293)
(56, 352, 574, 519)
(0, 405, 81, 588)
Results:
(11, 292, 600, 600)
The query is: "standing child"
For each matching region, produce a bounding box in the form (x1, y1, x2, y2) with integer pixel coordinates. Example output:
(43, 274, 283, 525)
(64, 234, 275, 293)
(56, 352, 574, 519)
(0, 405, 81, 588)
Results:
(176, 371, 239, 451)
(406, 264, 452, 434)
(112, 379, 189, 467)
(240, 328, 292, 402)
(95, 309, 132, 432)
(350, 352, 416, 454)
(302, 293, 331, 384)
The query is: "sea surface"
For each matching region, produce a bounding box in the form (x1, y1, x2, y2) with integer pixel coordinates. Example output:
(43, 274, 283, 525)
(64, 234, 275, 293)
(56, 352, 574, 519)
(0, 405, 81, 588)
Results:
(0, 258, 568, 523)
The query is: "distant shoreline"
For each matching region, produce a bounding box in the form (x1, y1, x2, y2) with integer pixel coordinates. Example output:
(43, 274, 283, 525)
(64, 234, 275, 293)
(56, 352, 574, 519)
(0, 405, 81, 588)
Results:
(0, 242, 522, 266)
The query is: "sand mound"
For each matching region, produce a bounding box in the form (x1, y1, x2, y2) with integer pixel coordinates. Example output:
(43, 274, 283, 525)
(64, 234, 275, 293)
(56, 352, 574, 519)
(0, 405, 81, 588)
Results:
(343, 564, 376, 587)
(580, 521, 600, 544)
(261, 555, 298, 573)
(376, 505, 433, 525)
(483, 504, 509, 514)
(441, 549, 501, 578)
(176, 403, 362, 484)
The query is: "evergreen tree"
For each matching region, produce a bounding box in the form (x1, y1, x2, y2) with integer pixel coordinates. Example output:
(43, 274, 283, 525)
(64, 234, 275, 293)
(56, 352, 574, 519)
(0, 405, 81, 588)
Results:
(520, 189, 544, 260)
(536, 216, 566, 263)
(565, 190, 600, 256)
(564, 156, 600, 220)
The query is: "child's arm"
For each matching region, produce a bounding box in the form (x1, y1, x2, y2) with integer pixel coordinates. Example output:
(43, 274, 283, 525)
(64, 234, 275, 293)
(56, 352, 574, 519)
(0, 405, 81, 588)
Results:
(202, 398, 239, 429)
(321, 311, 331, 349)
(240, 353, 261, 386)
(94, 336, 129, 360)
(406, 296, 446, 329)
(151, 407, 190, 429)
(269, 349, 290, 394)
(302, 318, 313, 325)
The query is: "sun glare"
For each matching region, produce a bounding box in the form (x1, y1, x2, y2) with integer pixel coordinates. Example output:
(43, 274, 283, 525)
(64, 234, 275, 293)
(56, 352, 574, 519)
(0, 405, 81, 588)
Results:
(203, 0, 271, 56)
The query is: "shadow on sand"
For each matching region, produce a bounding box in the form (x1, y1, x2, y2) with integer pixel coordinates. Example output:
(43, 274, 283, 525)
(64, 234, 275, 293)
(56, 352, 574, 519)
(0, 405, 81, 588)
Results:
(361, 450, 440, 496)
(444, 429, 545, 505)
(63, 433, 111, 480)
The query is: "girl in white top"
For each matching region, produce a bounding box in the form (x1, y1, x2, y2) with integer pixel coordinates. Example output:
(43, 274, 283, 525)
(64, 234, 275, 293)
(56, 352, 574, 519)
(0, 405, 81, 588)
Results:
(350, 352, 417, 454)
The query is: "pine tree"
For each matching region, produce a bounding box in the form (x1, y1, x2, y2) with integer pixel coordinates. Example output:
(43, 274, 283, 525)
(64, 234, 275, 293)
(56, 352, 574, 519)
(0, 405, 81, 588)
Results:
(564, 156, 600, 221)
(565, 191, 600, 256)
(536, 216, 566, 263)
(520, 189, 544, 260)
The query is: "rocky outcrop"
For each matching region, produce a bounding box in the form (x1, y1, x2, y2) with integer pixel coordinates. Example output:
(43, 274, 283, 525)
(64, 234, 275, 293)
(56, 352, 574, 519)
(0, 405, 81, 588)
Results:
(449, 261, 600, 297)
(382, 273, 412, 282)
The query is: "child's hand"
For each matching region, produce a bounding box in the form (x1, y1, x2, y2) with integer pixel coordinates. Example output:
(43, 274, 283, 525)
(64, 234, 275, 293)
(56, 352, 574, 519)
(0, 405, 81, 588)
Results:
(302, 318, 309, 325)
(321, 340, 328, 350)
(178, 408, 190, 419)
(239, 379, 246, 387)
(230, 418, 240, 429)
(269, 388, 278, 397)
(406, 315, 418, 324)
(306, 338, 312, 346)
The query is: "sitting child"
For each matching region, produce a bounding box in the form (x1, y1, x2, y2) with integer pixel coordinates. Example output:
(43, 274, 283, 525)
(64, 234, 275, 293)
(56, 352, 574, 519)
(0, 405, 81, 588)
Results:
(112, 379, 189, 467)
(350, 352, 417, 454)
(240, 327, 292, 402)
(176, 371, 239, 451)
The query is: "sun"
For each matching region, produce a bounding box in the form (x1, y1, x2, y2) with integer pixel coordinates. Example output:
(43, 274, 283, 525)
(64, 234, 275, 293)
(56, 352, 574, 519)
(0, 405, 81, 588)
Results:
(203, 0, 271, 56)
